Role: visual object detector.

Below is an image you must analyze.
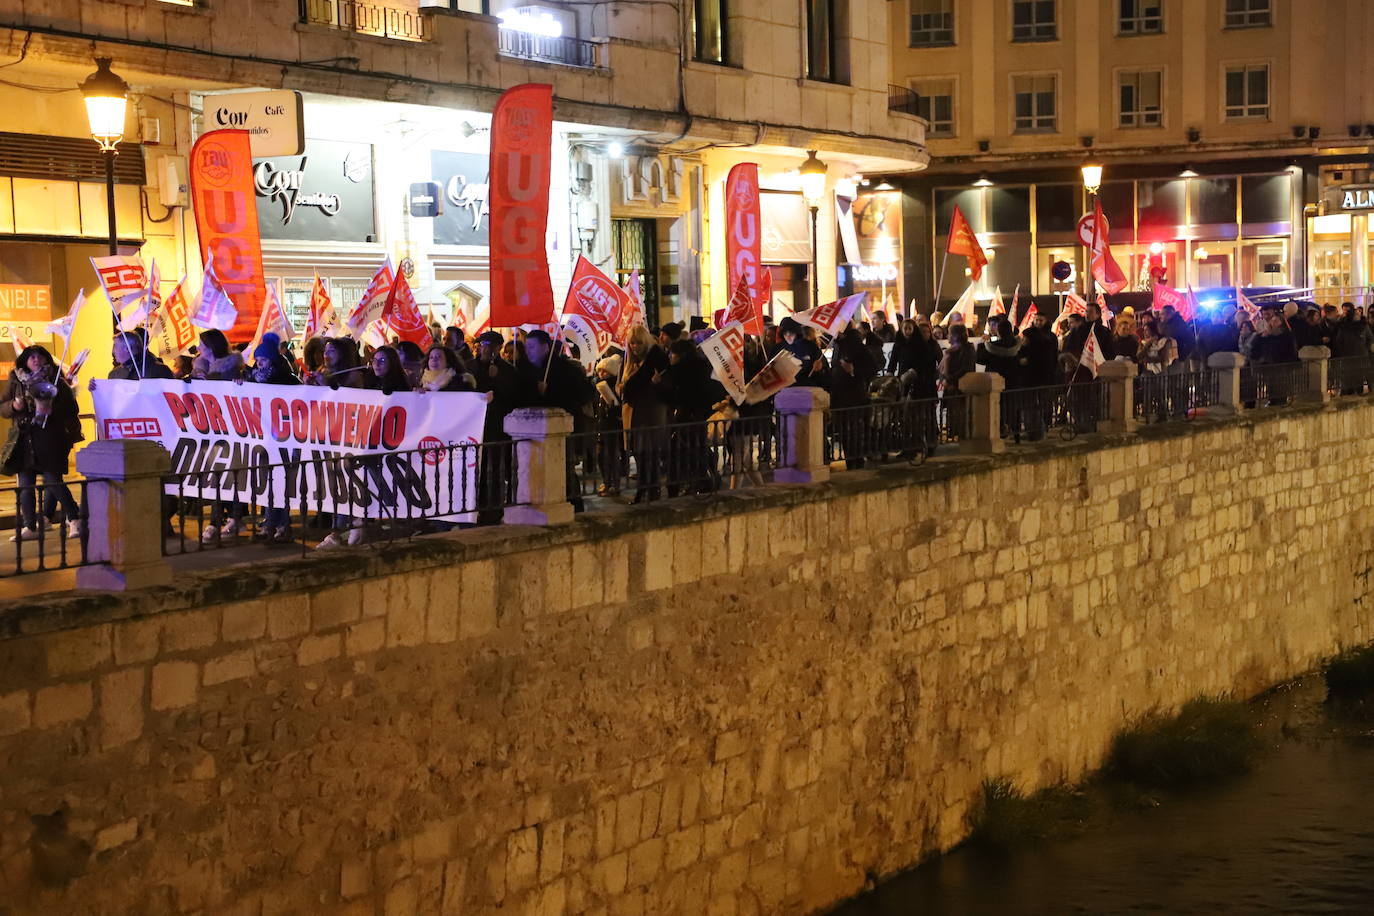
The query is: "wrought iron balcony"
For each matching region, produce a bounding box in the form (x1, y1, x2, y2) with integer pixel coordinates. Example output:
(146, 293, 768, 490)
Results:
(498, 28, 602, 69)
(300, 0, 432, 42)
(888, 84, 922, 117)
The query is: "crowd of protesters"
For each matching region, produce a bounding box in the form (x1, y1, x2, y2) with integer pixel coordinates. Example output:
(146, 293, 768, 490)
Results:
(5, 293, 1373, 547)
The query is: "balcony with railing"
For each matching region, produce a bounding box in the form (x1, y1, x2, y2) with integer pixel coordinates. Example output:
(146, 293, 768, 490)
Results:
(497, 27, 603, 69)
(889, 85, 922, 117)
(299, 0, 433, 42)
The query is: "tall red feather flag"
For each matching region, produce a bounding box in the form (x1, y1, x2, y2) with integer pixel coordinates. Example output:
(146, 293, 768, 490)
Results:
(946, 205, 987, 281)
(488, 84, 556, 328)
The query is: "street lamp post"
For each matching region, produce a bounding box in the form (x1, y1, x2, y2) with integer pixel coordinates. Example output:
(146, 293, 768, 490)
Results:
(81, 58, 130, 260)
(798, 149, 827, 311)
(1081, 159, 1103, 300)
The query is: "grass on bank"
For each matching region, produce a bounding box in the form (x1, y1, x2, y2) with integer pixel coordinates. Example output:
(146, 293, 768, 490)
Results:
(1323, 644, 1374, 713)
(1104, 696, 1262, 788)
(966, 778, 1092, 849)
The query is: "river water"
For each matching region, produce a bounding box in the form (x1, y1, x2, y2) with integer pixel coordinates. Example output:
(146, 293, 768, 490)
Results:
(832, 680, 1374, 915)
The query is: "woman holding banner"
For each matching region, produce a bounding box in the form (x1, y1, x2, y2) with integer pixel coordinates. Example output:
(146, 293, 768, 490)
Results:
(2, 345, 83, 541)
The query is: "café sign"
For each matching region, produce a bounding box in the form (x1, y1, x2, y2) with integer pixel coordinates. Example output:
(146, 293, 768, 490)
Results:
(203, 90, 305, 157)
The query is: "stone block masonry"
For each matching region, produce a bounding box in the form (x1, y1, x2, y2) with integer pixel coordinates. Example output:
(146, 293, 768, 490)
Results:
(1, 401, 1372, 914)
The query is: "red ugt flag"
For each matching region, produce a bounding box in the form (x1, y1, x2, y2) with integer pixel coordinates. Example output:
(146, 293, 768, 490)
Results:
(488, 84, 556, 328)
(946, 205, 987, 281)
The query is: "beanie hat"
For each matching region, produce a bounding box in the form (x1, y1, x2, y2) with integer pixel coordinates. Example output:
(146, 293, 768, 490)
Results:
(596, 354, 622, 377)
(253, 332, 281, 363)
(477, 330, 504, 347)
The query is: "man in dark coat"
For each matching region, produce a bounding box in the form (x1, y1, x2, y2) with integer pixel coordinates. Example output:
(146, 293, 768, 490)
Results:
(471, 331, 520, 523)
(1157, 305, 1195, 366)
(517, 330, 595, 510)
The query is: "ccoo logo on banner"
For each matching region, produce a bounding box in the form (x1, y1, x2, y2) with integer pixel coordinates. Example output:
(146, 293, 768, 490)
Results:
(92, 380, 490, 522)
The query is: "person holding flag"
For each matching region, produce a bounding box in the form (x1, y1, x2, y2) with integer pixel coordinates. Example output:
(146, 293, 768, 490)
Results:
(2, 343, 84, 541)
(1064, 300, 1116, 382)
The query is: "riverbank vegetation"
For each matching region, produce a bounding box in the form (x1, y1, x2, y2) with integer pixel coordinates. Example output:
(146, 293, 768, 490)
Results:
(967, 778, 1091, 849)
(1105, 696, 1263, 788)
(1323, 643, 1374, 715)
(968, 695, 1262, 850)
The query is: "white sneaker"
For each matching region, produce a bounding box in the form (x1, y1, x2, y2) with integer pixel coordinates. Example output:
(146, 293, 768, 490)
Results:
(66, 519, 82, 540)
(316, 532, 344, 550)
(346, 526, 365, 547)
(220, 518, 239, 538)
(8, 527, 38, 542)
(201, 524, 221, 544)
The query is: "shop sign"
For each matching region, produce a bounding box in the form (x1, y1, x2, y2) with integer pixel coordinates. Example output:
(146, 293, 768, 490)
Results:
(203, 90, 305, 158)
(1337, 185, 1374, 212)
(254, 139, 376, 243)
(409, 182, 443, 218)
(0, 284, 51, 323)
(851, 264, 898, 283)
(431, 151, 490, 246)
(760, 191, 812, 263)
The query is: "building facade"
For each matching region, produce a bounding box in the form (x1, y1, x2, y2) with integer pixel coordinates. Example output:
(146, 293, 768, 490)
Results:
(0, 0, 926, 406)
(890, 0, 1374, 311)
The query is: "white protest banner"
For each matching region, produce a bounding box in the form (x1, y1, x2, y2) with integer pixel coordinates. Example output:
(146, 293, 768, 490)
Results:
(700, 321, 748, 405)
(743, 349, 801, 404)
(91, 380, 489, 522)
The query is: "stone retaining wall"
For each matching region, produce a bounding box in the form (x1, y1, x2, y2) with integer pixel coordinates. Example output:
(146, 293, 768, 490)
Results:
(1, 401, 1372, 915)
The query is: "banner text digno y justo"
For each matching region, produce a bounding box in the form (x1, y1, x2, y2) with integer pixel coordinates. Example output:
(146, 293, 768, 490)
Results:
(91, 380, 489, 519)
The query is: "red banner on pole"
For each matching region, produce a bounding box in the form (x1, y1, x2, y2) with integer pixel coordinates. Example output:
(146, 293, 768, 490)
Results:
(189, 129, 267, 344)
(725, 163, 763, 333)
(488, 84, 555, 329)
(561, 255, 629, 361)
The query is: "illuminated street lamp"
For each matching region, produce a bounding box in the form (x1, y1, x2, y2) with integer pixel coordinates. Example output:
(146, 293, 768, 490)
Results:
(82, 58, 130, 261)
(798, 149, 827, 310)
(1080, 159, 1103, 197)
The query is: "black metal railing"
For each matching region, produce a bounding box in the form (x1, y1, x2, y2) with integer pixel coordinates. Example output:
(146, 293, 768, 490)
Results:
(300, 0, 432, 41)
(161, 439, 519, 555)
(1000, 382, 1109, 441)
(567, 414, 786, 503)
(2, 479, 89, 578)
(1328, 356, 1374, 396)
(824, 396, 969, 466)
(1240, 362, 1307, 408)
(889, 84, 922, 116)
(498, 28, 601, 68)
(1134, 370, 1215, 423)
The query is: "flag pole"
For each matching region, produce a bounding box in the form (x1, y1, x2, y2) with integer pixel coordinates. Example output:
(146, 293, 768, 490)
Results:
(932, 247, 950, 319)
(107, 294, 143, 381)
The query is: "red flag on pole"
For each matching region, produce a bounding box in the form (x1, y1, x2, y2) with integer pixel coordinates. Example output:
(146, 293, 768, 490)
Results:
(488, 84, 556, 328)
(347, 260, 396, 338)
(725, 273, 764, 335)
(725, 163, 764, 324)
(1082, 199, 1128, 295)
(305, 273, 337, 338)
(382, 270, 432, 348)
(946, 205, 987, 281)
(1017, 301, 1039, 333)
(1153, 283, 1190, 317)
(189, 129, 267, 342)
(561, 255, 629, 362)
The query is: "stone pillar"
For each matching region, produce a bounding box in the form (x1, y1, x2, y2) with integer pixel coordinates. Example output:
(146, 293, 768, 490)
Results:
(1298, 345, 1331, 404)
(1097, 360, 1138, 434)
(959, 372, 1005, 454)
(773, 386, 830, 484)
(75, 440, 173, 591)
(1206, 351, 1245, 416)
(503, 408, 575, 526)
